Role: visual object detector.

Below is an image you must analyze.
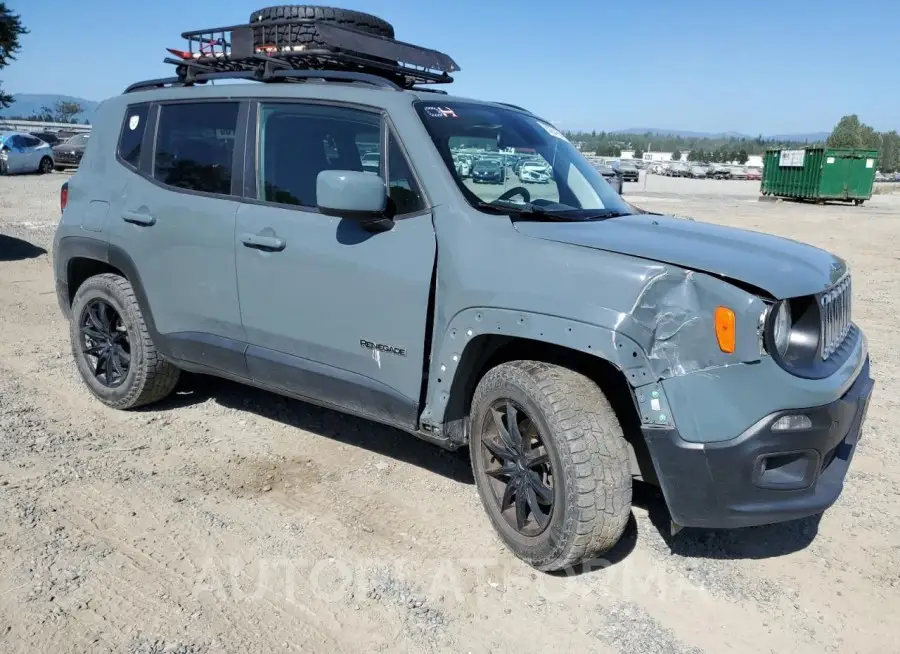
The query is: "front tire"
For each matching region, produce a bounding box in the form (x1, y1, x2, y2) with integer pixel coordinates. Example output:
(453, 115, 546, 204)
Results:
(69, 274, 180, 410)
(469, 361, 631, 571)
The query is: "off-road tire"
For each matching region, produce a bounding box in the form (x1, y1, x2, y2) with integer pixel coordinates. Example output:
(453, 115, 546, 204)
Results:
(249, 5, 395, 49)
(69, 273, 180, 410)
(469, 361, 631, 571)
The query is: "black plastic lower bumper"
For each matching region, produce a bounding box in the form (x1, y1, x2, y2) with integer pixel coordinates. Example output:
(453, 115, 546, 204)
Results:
(644, 359, 874, 529)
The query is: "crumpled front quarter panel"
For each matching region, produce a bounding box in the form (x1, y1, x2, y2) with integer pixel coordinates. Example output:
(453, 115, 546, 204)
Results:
(422, 202, 765, 428)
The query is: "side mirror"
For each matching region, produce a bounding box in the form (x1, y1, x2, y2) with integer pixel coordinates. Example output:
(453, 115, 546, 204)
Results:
(317, 170, 390, 228)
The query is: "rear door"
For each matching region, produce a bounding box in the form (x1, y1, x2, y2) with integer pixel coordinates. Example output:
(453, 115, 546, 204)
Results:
(108, 100, 249, 376)
(234, 100, 436, 429)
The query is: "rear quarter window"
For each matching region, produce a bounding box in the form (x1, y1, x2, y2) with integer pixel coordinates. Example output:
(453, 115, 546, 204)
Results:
(118, 104, 150, 169)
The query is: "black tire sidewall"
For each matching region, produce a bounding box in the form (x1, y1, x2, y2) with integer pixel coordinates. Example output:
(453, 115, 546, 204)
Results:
(69, 278, 144, 406)
(470, 370, 572, 568)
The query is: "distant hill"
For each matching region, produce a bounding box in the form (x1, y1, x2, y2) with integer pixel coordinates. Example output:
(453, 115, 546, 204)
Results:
(615, 127, 829, 142)
(0, 94, 100, 122)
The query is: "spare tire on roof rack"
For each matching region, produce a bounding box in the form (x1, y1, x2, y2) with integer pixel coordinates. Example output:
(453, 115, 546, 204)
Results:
(249, 5, 395, 49)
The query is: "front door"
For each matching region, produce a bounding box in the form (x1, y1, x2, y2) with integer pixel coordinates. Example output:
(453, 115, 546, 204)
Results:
(5, 135, 26, 173)
(235, 101, 436, 430)
(108, 100, 247, 375)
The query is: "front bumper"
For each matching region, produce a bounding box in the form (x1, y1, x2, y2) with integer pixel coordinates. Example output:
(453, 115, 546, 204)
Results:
(644, 358, 874, 529)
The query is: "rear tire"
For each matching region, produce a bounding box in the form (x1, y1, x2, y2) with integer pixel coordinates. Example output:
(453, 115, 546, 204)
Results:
(69, 274, 180, 410)
(469, 361, 631, 571)
(38, 157, 53, 174)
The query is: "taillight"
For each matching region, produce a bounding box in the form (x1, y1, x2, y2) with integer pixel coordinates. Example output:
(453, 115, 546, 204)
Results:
(60, 182, 68, 214)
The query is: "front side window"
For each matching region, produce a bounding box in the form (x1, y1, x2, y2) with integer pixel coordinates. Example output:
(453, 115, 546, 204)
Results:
(118, 104, 149, 168)
(415, 101, 632, 220)
(154, 102, 239, 195)
(259, 103, 380, 208)
(386, 132, 425, 215)
(257, 103, 425, 215)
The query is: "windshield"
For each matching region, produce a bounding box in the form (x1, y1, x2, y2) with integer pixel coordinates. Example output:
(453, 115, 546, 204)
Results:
(414, 101, 632, 218)
(65, 134, 89, 147)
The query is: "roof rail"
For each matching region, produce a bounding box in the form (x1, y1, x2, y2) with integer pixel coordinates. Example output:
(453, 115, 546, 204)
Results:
(125, 69, 402, 94)
(137, 18, 459, 93)
(411, 86, 448, 95)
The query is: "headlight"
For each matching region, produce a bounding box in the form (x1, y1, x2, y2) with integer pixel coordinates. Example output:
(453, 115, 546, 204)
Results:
(772, 301, 791, 356)
(761, 301, 791, 357)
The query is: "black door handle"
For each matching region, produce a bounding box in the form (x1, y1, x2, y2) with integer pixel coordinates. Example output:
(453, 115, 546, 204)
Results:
(240, 233, 286, 252)
(122, 211, 156, 226)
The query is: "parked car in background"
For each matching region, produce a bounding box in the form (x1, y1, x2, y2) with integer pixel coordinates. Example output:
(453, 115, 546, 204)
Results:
(471, 158, 506, 184)
(517, 160, 552, 184)
(667, 162, 689, 177)
(687, 164, 709, 179)
(0, 131, 55, 175)
(361, 151, 380, 174)
(746, 168, 762, 181)
(52, 133, 90, 170)
(594, 164, 623, 194)
(30, 131, 62, 147)
(729, 166, 748, 180)
(611, 159, 639, 182)
(706, 164, 730, 179)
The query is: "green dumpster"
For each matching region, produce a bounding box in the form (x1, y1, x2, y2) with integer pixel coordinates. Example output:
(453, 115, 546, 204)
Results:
(761, 147, 878, 205)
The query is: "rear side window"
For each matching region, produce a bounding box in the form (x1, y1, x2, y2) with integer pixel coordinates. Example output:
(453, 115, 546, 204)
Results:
(153, 102, 239, 195)
(118, 104, 150, 169)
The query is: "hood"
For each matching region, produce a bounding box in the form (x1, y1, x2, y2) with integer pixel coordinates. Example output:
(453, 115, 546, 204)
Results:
(513, 213, 846, 299)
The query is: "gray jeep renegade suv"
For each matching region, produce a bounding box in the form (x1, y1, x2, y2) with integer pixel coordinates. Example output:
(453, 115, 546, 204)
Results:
(52, 6, 874, 571)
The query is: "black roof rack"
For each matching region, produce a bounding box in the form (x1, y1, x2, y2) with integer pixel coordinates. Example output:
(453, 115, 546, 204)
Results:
(126, 18, 459, 94)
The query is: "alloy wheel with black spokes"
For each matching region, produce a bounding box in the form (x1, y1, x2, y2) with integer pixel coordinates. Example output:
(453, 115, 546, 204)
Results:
(480, 399, 555, 536)
(39, 157, 53, 174)
(69, 273, 180, 410)
(470, 360, 632, 571)
(79, 298, 131, 388)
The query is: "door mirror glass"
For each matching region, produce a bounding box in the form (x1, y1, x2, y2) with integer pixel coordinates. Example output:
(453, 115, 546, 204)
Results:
(317, 170, 387, 221)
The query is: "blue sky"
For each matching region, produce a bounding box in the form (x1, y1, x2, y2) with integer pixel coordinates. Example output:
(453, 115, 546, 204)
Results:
(3, 0, 896, 134)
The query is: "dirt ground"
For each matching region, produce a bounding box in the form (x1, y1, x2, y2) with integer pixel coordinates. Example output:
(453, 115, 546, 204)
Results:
(1, 173, 898, 653)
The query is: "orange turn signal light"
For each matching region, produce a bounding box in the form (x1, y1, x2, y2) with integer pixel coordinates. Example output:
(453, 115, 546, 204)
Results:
(714, 306, 736, 354)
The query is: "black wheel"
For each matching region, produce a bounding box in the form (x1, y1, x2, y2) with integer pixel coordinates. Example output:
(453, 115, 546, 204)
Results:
(38, 157, 53, 174)
(249, 5, 394, 49)
(469, 361, 631, 571)
(70, 274, 180, 410)
(854, 199, 864, 206)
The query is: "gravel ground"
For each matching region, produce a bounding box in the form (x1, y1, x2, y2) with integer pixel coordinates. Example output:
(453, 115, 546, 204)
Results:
(1, 172, 898, 653)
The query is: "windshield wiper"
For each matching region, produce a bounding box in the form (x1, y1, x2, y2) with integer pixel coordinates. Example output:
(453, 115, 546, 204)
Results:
(579, 210, 633, 220)
(476, 201, 578, 221)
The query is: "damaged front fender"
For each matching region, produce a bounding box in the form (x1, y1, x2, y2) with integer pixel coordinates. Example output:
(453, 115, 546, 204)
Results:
(621, 267, 766, 379)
